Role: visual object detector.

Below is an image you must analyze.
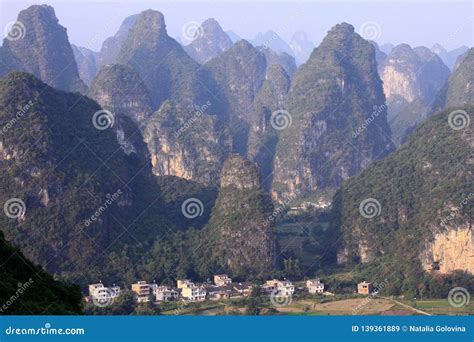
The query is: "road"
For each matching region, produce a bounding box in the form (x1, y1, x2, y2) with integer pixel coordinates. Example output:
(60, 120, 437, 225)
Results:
(381, 296, 432, 316)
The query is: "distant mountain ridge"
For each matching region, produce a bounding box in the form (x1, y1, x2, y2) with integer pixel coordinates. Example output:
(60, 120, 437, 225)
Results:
(184, 18, 233, 64)
(0, 5, 86, 93)
(432, 43, 469, 70)
(379, 44, 450, 145)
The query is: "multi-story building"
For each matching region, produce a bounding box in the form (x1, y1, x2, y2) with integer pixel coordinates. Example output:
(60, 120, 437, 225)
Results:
(262, 279, 295, 296)
(177, 279, 192, 289)
(306, 279, 325, 294)
(178, 280, 207, 302)
(213, 274, 232, 287)
(357, 281, 373, 295)
(153, 286, 179, 302)
(88, 283, 121, 302)
(131, 281, 152, 303)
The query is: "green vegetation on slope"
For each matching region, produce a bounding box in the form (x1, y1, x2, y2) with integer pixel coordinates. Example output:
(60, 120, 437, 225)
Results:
(0, 231, 82, 314)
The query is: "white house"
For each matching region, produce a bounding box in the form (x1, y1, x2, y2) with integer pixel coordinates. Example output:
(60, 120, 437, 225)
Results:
(213, 274, 232, 287)
(153, 285, 179, 302)
(178, 280, 206, 302)
(306, 279, 325, 294)
(262, 279, 295, 296)
(88, 283, 120, 302)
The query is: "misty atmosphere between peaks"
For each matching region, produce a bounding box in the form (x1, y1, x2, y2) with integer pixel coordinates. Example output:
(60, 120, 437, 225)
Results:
(0, 0, 472, 318)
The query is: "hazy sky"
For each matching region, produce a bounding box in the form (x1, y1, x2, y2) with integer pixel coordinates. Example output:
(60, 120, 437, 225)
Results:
(0, 0, 472, 51)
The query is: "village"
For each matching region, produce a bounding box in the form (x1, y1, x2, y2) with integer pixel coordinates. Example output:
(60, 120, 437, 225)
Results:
(86, 275, 376, 307)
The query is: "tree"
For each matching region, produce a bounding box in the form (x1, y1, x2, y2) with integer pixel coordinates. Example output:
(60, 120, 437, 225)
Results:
(245, 287, 263, 315)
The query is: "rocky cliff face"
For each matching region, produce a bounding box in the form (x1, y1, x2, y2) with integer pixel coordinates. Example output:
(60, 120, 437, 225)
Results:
(88, 64, 153, 125)
(380, 44, 450, 145)
(332, 105, 473, 275)
(0, 72, 172, 282)
(91, 10, 231, 187)
(200, 154, 276, 277)
(0, 5, 86, 93)
(205, 40, 267, 154)
(143, 101, 232, 185)
(72, 45, 98, 86)
(184, 18, 233, 64)
(421, 225, 474, 274)
(272, 23, 393, 202)
(248, 64, 290, 189)
(117, 10, 221, 112)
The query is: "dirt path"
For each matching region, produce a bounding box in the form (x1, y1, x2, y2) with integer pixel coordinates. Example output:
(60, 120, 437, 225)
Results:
(381, 296, 431, 316)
